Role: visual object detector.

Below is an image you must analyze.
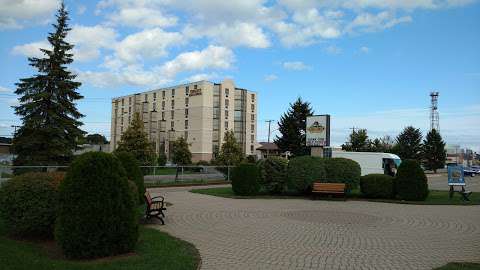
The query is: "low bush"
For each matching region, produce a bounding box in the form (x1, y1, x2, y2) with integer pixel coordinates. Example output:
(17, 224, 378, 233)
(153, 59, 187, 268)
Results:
(231, 163, 260, 196)
(128, 180, 139, 205)
(323, 158, 361, 190)
(360, 174, 396, 198)
(157, 152, 167, 166)
(115, 151, 145, 204)
(287, 156, 326, 193)
(396, 159, 429, 201)
(259, 157, 288, 194)
(0, 172, 64, 238)
(55, 152, 138, 259)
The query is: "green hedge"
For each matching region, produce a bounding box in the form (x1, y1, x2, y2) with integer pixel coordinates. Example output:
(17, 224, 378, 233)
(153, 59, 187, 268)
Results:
(323, 158, 361, 190)
(0, 172, 63, 238)
(231, 163, 260, 196)
(360, 174, 396, 198)
(287, 156, 326, 193)
(396, 159, 429, 201)
(115, 151, 145, 204)
(259, 157, 288, 194)
(55, 152, 138, 259)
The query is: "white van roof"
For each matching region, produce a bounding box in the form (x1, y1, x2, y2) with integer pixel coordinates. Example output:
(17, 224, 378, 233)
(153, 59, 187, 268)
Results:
(332, 151, 401, 160)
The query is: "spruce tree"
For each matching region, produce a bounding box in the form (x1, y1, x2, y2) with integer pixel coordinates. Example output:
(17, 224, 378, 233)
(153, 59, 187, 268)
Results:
(422, 129, 446, 173)
(342, 129, 371, 151)
(394, 126, 423, 161)
(12, 3, 84, 167)
(116, 112, 155, 166)
(274, 97, 314, 157)
(216, 130, 244, 166)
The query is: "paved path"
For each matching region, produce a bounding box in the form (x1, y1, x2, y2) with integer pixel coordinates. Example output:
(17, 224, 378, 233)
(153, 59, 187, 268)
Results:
(150, 186, 480, 270)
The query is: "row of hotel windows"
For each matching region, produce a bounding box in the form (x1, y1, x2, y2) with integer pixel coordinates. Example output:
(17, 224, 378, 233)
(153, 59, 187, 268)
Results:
(117, 98, 255, 113)
(116, 87, 255, 107)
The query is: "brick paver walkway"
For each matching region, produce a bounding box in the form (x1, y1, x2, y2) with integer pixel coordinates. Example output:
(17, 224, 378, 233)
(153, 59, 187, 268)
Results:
(150, 186, 480, 270)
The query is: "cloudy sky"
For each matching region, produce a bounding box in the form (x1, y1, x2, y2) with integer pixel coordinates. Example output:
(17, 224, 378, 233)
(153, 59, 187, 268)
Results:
(0, 0, 479, 150)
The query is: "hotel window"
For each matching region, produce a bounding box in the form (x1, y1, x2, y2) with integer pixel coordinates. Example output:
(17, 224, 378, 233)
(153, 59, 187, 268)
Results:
(171, 89, 175, 97)
(184, 131, 188, 140)
(184, 120, 188, 129)
(250, 145, 254, 152)
(251, 104, 254, 112)
(185, 108, 189, 117)
(225, 88, 229, 97)
(161, 112, 165, 120)
(162, 101, 165, 110)
(225, 110, 229, 119)
(121, 108, 124, 114)
(225, 99, 229, 109)
(162, 91, 165, 99)
(128, 107, 131, 114)
(171, 99, 175, 109)
(194, 84, 197, 90)
(225, 121, 228, 130)
(251, 134, 254, 141)
(171, 121, 174, 130)
(121, 126, 123, 132)
(185, 97, 189, 106)
(251, 94, 255, 102)
(213, 120, 219, 130)
(153, 102, 156, 111)
(121, 98, 124, 106)
(213, 108, 219, 119)
(144, 94, 148, 102)
(121, 117, 124, 125)
(251, 124, 255, 132)
(129, 97, 131, 105)
(153, 92, 156, 99)
(171, 110, 174, 119)
(251, 114, 255, 121)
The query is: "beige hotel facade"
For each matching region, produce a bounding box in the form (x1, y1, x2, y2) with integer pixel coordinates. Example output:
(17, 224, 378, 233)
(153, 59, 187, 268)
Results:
(110, 79, 257, 162)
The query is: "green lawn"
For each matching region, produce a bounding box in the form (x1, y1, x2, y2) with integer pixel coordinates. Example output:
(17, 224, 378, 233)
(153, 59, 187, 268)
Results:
(191, 186, 480, 205)
(0, 217, 200, 270)
(145, 179, 227, 188)
(434, 262, 480, 270)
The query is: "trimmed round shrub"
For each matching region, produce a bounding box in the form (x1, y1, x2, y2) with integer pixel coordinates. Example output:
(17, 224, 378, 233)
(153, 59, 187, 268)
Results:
(360, 174, 395, 198)
(231, 163, 260, 196)
(0, 172, 63, 238)
(55, 152, 138, 259)
(115, 151, 145, 204)
(396, 159, 429, 201)
(259, 157, 288, 194)
(128, 180, 139, 206)
(323, 158, 361, 190)
(287, 156, 326, 193)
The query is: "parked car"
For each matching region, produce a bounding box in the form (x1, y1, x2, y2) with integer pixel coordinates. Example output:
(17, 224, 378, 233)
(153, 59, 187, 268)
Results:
(470, 165, 480, 173)
(464, 168, 477, 177)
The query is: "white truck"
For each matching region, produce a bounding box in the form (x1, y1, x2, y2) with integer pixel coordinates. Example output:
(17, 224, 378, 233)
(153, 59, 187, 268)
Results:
(331, 151, 402, 176)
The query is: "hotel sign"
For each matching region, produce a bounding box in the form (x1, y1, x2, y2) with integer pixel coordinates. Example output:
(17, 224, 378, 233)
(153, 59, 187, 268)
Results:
(306, 115, 330, 147)
(189, 89, 202, 96)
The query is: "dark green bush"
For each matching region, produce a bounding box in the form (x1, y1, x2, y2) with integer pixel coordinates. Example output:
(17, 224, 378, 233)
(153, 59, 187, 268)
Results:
(128, 180, 139, 206)
(231, 163, 260, 195)
(196, 160, 210, 166)
(259, 157, 288, 194)
(323, 158, 361, 190)
(360, 174, 396, 198)
(55, 152, 138, 259)
(157, 152, 167, 166)
(245, 155, 257, 163)
(0, 172, 63, 238)
(287, 156, 326, 193)
(396, 159, 429, 201)
(115, 151, 145, 204)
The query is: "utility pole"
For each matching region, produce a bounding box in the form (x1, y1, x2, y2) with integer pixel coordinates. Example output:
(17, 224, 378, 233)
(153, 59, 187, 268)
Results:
(265, 120, 274, 158)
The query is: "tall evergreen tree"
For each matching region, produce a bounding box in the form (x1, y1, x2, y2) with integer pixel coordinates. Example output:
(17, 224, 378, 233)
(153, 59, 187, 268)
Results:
(274, 97, 314, 157)
(116, 112, 155, 166)
(12, 3, 84, 167)
(342, 129, 371, 151)
(216, 130, 244, 166)
(422, 129, 446, 173)
(394, 126, 423, 161)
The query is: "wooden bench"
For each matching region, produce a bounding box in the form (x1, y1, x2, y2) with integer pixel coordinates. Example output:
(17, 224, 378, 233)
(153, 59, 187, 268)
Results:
(312, 183, 346, 200)
(144, 191, 167, 225)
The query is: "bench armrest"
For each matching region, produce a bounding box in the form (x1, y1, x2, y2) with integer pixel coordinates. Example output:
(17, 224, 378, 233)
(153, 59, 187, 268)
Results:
(151, 195, 165, 202)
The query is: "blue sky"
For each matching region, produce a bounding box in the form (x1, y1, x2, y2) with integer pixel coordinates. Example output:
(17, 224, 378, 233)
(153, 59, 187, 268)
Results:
(0, 0, 479, 150)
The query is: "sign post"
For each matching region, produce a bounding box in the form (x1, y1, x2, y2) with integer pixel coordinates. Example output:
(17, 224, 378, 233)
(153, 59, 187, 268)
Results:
(306, 115, 330, 157)
(447, 165, 467, 199)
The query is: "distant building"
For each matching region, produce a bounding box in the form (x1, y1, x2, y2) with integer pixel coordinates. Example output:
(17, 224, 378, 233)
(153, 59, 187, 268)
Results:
(256, 142, 281, 159)
(74, 144, 111, 155)
(0, 143, 11, 155)
(110, 79, 257, 162)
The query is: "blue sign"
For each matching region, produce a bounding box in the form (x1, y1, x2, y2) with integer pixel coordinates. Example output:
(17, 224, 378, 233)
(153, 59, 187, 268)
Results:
(448, 165, 465, 186)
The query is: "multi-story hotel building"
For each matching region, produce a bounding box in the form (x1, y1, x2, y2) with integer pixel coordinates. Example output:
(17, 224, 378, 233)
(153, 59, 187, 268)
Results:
(110, 79, 257, 162)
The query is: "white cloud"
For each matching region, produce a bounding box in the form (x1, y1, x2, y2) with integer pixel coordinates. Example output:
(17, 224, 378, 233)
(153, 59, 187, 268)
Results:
(0, 0, 59, 30)
(325, 45, 342, 54)
(360, 46, 370, 53)
(114, 28, 183, 64)
(159, 45, 234, 79)
(106, 6, 177, 28)
(264, 74, 278, 81)
(77, 5, 86, 15)
(11, 41, 51, 58)
(0, 86, 12, 93)
(184, 73, 219, 83)
(283, 61, 311, 71)
(346, 11, 412, 33)
(184, 22, 270, 48)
